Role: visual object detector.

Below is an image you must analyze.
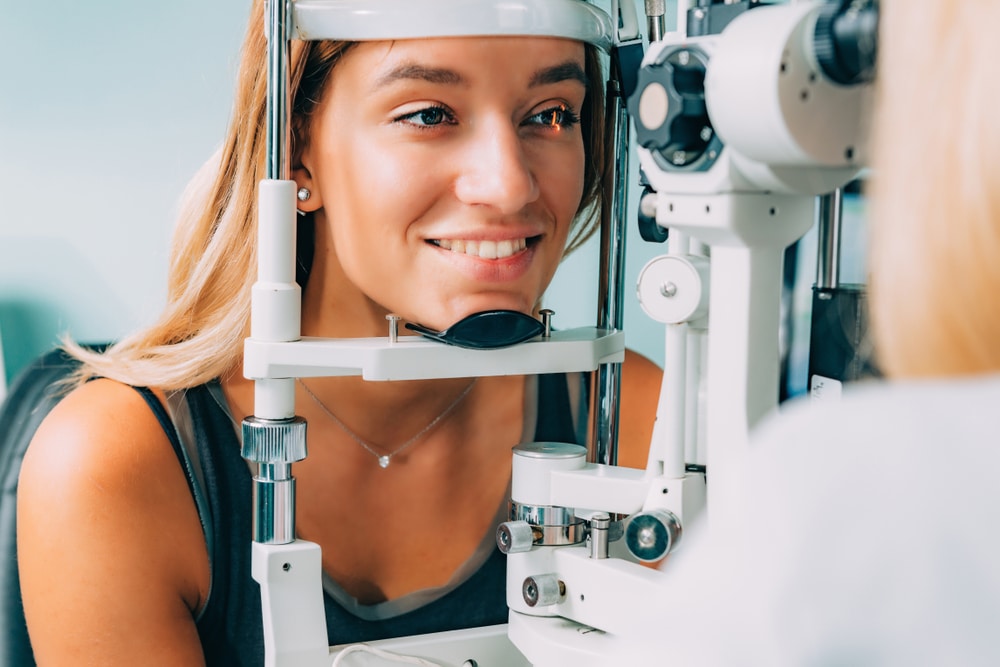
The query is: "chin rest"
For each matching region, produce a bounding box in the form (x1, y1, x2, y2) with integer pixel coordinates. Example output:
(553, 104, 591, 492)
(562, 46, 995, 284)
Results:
(405, 310, 545, 349)
(0, 347, 90, 667)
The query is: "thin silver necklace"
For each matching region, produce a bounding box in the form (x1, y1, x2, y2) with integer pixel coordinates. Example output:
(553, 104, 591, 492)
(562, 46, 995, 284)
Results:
(297, 378, 477, 468)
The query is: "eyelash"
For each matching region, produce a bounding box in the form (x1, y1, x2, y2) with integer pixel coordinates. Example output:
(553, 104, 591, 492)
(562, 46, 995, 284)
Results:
(525, 105, 581, 130)
(393, 104, 581, 131)
(394, 106, 457, 128)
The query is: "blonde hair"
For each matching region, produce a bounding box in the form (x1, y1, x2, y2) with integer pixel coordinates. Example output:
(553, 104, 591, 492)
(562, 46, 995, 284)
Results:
(869, 0, 1000, 378)
(67, 0, 607, 390)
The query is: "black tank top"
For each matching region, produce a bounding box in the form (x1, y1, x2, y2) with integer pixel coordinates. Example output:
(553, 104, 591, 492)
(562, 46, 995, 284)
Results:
(137, 374, 585, 666)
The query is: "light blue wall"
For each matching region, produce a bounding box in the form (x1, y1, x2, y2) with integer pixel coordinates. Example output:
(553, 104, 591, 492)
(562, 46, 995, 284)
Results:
(0, 0, 672, 387)
(0, 0, 250, 382)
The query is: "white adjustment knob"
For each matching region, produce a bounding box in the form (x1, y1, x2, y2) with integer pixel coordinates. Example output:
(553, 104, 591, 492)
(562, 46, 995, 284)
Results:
(636, 255, 710, 324)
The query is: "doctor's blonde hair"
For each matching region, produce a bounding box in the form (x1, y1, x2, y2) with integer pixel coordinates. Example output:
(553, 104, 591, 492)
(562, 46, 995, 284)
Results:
(67, 0, 607, 389)
(869, 0, 1000, 378)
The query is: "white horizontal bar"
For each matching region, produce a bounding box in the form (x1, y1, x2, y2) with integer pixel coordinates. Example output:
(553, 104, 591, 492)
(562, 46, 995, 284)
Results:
(291, 0, 614, 50)
(244, 327, 625, 381)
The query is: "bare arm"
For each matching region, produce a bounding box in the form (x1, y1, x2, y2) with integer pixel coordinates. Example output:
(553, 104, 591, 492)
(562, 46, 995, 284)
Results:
(18, 379, 209, 666)
(618, 349, 662, 469)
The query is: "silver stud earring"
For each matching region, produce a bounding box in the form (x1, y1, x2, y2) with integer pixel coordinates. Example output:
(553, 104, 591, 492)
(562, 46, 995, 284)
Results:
(297, 187, 311, 202)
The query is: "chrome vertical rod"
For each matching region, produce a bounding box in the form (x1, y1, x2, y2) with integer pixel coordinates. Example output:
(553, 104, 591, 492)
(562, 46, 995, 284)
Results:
(591, 76, 630, 467)
(250, 0, 299, 549)
(816, 189, 843, 290)
(265, 0, 291, 181)
(253, 462, 295, 543)
(646, 0, 667, 42)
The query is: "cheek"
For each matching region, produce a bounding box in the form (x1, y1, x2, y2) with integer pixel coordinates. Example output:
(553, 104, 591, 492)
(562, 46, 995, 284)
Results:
(323, 139, 430, 249)
(544, 143, 588, 232)
(536, 148, 586, 277)
(321, 142, 442, 304)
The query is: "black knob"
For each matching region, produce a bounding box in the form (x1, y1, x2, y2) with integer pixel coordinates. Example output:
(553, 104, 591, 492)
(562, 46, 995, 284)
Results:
(813, 0, 879, 86)
(627, 46, 719, 170)
(638, 186, 669, 243)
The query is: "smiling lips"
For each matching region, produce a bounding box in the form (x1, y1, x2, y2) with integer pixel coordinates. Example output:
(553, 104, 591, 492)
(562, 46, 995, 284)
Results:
(429, 237, 531, 260)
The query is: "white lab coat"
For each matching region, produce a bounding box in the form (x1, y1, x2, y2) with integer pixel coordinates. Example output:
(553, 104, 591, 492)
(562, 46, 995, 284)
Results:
(649, 374, 1000, 666)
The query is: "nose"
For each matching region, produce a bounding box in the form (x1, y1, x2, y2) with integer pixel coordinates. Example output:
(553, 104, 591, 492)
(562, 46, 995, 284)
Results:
(453, 120, 540, 215)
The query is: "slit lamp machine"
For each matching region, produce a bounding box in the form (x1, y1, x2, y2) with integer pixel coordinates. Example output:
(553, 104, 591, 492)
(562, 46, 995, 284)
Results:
(239, 0, 877, 664)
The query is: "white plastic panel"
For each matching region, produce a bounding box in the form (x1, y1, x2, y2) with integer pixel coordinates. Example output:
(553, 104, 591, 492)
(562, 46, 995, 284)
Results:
(330, 624, 530, 666)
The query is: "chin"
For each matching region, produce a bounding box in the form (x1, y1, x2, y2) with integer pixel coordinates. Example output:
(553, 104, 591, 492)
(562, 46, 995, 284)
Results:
(420, 293, 537, 329)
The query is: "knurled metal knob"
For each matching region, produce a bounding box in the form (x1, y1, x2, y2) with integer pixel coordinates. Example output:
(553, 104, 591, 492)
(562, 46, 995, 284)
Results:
(496, 521, 536, 554)
(241, 416, 308, 464)
(522, 574, 565, 608)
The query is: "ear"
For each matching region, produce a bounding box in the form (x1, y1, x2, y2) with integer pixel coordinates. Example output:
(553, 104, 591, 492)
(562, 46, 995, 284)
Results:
(292, 152, 323, 213)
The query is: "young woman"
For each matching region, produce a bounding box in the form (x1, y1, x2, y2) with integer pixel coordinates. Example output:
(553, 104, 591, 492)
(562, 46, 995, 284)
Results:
(17, 1, 662, 665)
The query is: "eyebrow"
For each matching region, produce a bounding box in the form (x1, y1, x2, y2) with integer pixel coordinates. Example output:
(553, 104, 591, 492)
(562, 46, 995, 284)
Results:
(372, 60, 588, 90)
(374, 64, 463, 89)
(529, 61, 589, 89)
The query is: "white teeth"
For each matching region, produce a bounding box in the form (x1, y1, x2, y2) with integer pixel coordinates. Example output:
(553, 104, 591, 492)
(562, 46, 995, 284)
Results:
(433, 237, 529, 259)
(478, 240, 496, 258)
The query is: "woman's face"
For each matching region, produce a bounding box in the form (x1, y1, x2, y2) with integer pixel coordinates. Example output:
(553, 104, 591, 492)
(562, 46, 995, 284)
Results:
(297, 37, 589, 333)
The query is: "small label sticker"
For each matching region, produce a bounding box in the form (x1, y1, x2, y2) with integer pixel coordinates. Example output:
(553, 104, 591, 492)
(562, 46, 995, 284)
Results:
(810, 375, 842, 403)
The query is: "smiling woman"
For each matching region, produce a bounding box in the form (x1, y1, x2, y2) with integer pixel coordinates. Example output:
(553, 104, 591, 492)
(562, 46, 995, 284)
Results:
(297, 38, 589, 331)
(15, 1, 663, 665)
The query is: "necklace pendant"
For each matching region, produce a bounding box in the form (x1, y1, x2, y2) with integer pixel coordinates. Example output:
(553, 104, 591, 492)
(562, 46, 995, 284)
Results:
(378, 455, 391, 468)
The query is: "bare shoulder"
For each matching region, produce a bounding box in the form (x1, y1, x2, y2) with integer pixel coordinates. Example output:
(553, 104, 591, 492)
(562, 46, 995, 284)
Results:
(18, 379, 208, 665)
(24, 378, 173, 474)
(618, 349, 662, 469)
(21, 379, 187, 507)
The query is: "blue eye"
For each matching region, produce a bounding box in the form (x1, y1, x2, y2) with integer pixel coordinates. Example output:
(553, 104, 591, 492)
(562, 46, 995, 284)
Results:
(396, 106, 455, 127)
(527, 105, 581, 130)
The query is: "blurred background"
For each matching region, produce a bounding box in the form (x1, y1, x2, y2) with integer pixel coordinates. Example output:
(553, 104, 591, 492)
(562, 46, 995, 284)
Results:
(0, 0, 250, 387)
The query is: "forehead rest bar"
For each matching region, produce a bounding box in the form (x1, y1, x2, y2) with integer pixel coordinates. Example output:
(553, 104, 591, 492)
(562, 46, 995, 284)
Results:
(291, 0, 614, 52)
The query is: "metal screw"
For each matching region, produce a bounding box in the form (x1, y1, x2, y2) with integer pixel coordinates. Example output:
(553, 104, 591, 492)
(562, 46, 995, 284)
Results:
(660, 282, 678, 298)
(498, 531, 510, 549)
(524, 580, 539, 605)
(540, 309, 554, 337)
(386, 314, 400, 343)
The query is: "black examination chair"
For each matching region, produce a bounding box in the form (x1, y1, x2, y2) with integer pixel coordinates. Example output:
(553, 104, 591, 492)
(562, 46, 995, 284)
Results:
(0, 348, 86, 667)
